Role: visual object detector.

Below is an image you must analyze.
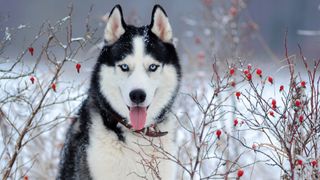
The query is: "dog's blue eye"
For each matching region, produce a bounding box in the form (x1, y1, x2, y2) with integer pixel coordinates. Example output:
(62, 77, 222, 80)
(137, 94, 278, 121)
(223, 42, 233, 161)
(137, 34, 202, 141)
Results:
(148, 64, 159, 72)
(118, 64, 129, 72)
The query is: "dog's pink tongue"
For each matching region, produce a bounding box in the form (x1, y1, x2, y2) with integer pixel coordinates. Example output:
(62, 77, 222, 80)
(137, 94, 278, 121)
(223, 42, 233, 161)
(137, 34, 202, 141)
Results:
(129, 107, 147, 130)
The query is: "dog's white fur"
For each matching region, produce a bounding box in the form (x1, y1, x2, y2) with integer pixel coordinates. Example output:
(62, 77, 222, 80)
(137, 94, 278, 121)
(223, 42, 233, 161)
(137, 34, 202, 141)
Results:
(87, 111, 177, 180)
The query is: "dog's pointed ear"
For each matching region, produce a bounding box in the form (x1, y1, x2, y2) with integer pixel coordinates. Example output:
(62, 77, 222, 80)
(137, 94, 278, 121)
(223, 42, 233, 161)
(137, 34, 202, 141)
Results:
(150, 5, 172, 43)
(104, 5, 126, 45)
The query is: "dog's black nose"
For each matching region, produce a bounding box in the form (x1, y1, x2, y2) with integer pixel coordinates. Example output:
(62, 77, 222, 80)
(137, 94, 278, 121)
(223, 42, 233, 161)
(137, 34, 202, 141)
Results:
(129, 89, 146, 104)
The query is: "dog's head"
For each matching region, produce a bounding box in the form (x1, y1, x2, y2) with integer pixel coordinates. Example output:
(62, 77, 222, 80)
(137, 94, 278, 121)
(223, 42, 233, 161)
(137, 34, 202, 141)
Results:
(97, 5, 180, 130)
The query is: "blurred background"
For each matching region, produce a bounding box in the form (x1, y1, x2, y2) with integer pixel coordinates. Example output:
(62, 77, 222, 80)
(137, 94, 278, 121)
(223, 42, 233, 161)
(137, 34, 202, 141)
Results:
(1, 0, 320, 60)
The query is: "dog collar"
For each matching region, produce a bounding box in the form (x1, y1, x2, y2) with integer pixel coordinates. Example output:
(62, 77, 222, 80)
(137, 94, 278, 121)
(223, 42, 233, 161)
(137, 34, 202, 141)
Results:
(116, 116, 168, 137)
(134, 125, 168, 137)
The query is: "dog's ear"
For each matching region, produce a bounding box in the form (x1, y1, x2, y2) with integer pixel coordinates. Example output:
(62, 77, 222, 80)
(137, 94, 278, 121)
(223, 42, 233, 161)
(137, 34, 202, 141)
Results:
(150, 5, 172, 43)
(104, 5, 126, 45)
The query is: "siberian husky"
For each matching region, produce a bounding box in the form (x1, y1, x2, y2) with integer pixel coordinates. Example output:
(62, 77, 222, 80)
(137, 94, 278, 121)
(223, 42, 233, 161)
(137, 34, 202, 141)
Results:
(57, 4, 181, 180)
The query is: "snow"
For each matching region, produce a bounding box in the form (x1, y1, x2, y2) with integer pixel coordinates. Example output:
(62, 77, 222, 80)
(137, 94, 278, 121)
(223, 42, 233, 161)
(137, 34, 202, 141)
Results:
(71, 37, 85, 42)
(17, 24, 27, 29)
(60, 16, 70, 22)
(297, 30, 320, 36)
(4, 27, 11, 41)
(183, 18, 197, 26)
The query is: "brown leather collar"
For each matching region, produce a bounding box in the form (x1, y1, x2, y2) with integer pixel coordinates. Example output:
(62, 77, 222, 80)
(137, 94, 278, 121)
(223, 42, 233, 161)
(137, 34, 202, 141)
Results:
(115, 114, 168, 137)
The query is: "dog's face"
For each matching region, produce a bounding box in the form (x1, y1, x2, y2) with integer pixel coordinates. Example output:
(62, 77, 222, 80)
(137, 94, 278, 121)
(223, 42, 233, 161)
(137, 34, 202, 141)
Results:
(97, 5, 180, 130)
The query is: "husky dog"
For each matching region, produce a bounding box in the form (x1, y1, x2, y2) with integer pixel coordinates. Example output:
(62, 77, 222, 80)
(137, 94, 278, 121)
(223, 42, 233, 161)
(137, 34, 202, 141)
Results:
(57, 4, 181, 180)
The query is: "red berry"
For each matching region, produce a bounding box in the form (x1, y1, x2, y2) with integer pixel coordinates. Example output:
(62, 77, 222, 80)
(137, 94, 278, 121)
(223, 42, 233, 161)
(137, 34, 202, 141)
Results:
(300, 81, 306, 88)
(268, 76, 273, 84)
(235, 91, 241, 100)
(279, 85, 284, 92)
(237, 169, 244, 177)
(243, 69, 249, 75)
(229, 68, 235, 76)
(30, 76, 35, 84)
(76, 63, 81, 73)
(281, 114, 287, 120)
(271, 99, 277, 109)
(24, 176, 28, 180)
(295, 100, 301, 107)
(247, 64, 252, 70)
(28, 47, 34, 56)
(197, 51, 205, 61)
(256, 68, 262, 77)
(269, 111, 274, 117)
(203, 0, 213, 6)
(299, 115, 304, 123)
(229, 7, 238, 17)
(234, 119, 238, 126)
(51, 83, 56, 92)
(252, 143, 257, 150)
(194, 36, 201, 44)
(216, 129, 222, 139)
(297, 159, 303, 166)
(246, 73, 252, 81)
(230, 80, 236, 87)
(311, 160, 318, 167)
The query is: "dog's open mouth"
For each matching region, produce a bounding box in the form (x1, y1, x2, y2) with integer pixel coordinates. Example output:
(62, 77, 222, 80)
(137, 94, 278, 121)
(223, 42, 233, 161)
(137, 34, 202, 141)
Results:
(128, 106, 149, 130)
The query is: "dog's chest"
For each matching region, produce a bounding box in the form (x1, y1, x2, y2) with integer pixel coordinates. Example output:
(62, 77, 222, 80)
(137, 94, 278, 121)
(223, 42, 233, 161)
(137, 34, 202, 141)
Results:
(86, 115, 176, 180)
